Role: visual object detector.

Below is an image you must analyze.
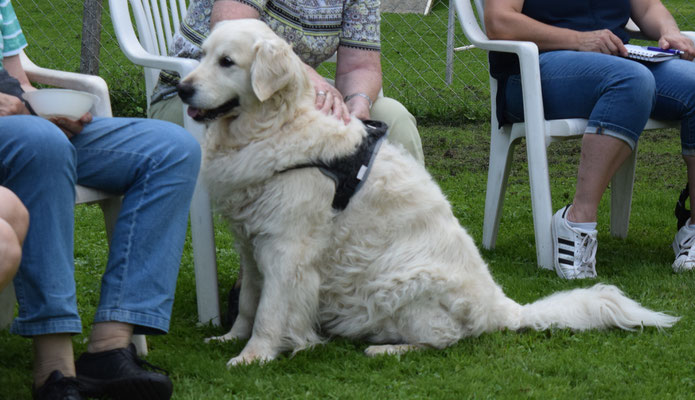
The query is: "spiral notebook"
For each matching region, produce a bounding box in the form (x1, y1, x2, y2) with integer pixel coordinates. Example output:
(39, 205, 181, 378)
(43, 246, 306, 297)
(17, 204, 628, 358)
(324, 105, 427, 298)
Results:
(625, 44, 681, 62)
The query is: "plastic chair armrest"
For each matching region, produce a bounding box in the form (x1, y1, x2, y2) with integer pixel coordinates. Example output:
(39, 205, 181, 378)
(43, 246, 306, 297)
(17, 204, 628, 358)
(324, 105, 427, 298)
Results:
(20, 52, 112, 117)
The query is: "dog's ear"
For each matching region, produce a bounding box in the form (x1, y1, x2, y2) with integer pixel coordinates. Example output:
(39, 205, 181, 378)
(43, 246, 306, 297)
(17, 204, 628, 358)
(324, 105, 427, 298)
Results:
(250, 37, 297, 102)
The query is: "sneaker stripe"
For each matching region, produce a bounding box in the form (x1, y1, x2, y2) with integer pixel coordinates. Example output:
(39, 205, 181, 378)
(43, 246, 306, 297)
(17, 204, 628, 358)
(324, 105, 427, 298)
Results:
(559, 248, 574, 256)
(558, 258, 574, 266)
(558, 237, 574, 247)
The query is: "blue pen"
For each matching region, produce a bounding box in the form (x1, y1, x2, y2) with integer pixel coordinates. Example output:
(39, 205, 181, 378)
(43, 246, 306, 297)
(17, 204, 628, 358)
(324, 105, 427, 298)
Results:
(647, 46, 684, 55)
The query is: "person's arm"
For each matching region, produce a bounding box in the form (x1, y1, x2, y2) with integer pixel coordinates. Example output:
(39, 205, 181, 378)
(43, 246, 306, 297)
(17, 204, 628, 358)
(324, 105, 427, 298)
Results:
(484, 0, 628, 56)
(3, 54, 32, 92)
(630, 0, 695, 60)
(334, 46, 381, 121)
(210, 0, 259, 28)
(2, 54, 92, 136)
(0, 55, 32, 116)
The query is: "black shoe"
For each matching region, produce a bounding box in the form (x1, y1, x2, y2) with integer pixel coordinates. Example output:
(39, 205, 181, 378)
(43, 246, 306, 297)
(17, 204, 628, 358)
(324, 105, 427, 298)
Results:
(33, 370, 83, 400)
(75, 344, 173, 400)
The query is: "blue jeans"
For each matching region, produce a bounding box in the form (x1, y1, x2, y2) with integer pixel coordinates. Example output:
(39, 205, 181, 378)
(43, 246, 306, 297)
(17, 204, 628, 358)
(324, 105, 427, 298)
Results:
(504, 51, 695, 154)
(0, 116, 201, 336)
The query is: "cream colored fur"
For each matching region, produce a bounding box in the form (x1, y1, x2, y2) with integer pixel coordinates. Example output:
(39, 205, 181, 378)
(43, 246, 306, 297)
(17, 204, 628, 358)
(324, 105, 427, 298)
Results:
(180, 19, 679, 368)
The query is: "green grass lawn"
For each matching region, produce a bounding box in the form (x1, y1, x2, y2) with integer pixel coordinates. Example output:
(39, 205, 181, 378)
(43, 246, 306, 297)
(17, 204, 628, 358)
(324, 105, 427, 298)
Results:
(1, 123, 694, 399)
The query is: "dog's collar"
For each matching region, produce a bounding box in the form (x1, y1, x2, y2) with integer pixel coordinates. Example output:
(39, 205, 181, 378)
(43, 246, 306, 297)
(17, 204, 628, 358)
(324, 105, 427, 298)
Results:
(280, 120, 389, 211)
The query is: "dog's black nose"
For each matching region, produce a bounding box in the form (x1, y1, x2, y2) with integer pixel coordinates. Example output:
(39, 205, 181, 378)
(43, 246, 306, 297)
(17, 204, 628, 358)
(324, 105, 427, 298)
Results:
(177, 83, 195, 101)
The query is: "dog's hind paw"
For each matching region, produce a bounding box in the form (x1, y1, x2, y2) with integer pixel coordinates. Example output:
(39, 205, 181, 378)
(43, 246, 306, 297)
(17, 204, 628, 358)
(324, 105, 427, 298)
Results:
(364, 344, 424, 357)
(226, 352, 275, 368)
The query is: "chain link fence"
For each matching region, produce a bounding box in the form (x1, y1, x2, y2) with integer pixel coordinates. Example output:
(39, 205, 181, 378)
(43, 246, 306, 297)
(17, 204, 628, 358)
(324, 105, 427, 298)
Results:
(13, 0, 695, 124)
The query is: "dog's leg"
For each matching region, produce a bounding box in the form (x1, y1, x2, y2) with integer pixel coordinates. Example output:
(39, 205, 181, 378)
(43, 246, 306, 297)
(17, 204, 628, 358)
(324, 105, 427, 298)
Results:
(227, 236, 323, 367)
(206, 239, 260, 343)
(364, 344, 425, 357)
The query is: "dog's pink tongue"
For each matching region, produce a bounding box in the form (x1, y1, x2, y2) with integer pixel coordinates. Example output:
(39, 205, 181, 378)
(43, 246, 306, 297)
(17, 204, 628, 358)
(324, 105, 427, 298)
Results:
(187, 106, 202, 119)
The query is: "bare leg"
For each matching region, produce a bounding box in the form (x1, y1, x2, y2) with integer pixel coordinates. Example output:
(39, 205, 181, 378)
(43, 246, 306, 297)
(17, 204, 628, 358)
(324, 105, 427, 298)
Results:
(33, 334, 75, 387)
(567, 134, 632, 223)
(0, 186, 28, 291)
(87, 321, 134, 353)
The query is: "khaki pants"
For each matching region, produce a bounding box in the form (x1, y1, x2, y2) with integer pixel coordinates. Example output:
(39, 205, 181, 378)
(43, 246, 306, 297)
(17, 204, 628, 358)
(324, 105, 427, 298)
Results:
(149, 93, 425, 165)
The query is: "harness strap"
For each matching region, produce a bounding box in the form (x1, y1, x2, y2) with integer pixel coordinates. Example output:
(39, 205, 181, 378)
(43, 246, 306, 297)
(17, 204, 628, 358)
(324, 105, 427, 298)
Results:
(280, 120, 389, 211)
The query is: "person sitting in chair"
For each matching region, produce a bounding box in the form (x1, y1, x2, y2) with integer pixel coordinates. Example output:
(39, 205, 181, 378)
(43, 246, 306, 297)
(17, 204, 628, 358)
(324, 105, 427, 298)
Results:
(485, 0, 695, 278)
(1, 1, 201, 398)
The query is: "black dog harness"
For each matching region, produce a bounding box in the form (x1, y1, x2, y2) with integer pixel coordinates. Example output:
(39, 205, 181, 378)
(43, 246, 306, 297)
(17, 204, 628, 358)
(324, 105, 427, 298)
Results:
(280, 120, 389, 211)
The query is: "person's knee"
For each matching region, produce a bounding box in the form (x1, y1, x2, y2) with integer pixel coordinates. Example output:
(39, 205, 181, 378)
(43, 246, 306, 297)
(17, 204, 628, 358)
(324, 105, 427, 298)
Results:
(147, 119, 202, 175)
(620, 63, 656, 102)
(0, 188, 29, 244)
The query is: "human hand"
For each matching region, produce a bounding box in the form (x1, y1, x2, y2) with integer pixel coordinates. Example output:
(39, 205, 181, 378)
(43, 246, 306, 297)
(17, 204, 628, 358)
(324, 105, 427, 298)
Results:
(307, 68, 350, 125)
(0, 92, 31, 116)
(658, 32, 695, 61)
(49, 112, 93, 139)
(576, 29, 627, 57)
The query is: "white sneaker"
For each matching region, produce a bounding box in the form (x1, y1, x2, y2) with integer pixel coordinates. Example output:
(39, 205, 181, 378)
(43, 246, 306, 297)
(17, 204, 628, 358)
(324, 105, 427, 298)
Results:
(551, 205, 598, 279)
(672, 218, 695, 272)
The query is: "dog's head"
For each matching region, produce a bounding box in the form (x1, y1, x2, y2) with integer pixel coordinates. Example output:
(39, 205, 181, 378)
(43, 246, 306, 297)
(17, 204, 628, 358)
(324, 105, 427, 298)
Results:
(178, 19, 309, 122)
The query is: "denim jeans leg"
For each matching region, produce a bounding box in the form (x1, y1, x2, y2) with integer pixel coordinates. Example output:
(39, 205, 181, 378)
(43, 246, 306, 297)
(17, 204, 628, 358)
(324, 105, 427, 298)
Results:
(71, 117, 201, 334)
(504, 51, 656, 149)
(0, 116, 83, 336)
(646, 59, 695, 156)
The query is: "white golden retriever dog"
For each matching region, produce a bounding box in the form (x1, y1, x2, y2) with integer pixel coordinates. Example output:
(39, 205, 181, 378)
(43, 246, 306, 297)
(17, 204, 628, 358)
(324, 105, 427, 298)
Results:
(178, 19, 678, 367)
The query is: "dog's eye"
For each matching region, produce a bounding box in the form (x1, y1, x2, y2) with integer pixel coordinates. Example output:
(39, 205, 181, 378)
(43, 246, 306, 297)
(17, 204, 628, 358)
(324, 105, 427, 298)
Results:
(219, 56, 235, 67)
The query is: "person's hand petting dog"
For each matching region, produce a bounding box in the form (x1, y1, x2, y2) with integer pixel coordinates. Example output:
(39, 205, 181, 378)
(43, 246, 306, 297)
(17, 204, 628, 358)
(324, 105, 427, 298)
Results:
(306, 65, 350, 125)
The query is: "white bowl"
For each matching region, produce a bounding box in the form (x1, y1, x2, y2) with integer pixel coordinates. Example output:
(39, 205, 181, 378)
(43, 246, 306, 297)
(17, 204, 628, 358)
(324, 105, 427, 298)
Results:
(22, 88, 99, 120)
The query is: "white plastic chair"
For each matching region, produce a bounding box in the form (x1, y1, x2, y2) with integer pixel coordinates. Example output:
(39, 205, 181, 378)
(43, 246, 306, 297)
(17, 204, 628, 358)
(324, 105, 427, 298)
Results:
(453, 0, 695, 270)
(108, 0, 221, 326)
(0, 51, 147, 354)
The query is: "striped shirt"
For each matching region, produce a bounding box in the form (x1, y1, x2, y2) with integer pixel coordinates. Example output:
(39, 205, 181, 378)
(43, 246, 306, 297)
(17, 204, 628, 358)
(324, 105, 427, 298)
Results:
(0, 0, 28, 69)
(151, 0, 381, 104)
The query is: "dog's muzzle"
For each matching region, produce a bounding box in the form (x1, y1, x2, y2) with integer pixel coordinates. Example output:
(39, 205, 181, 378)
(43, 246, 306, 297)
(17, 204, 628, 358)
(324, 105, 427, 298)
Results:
(177, 82, 240, 122)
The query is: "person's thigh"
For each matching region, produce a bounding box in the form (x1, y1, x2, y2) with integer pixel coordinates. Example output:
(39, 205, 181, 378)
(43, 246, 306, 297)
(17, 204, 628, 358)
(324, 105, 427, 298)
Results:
(371, 97, 424, 165)
(505, 51, 655, 145)
(71, 116, 200, 193)
(647, 59, 695, 154)
(148, 96, 184, 126)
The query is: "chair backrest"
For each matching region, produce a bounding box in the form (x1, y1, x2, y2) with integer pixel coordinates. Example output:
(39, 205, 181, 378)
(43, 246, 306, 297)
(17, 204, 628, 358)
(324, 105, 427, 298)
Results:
(124, 0, 188, 101)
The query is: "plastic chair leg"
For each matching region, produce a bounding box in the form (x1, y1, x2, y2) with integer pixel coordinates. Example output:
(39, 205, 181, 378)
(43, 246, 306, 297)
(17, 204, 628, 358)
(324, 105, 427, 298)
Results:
(0, 283, 15, 330)
(610, 147, 637, 239)
(132, 334, 148, 356)
(482, 130, 515, 250)
(189, 181, 221, 326)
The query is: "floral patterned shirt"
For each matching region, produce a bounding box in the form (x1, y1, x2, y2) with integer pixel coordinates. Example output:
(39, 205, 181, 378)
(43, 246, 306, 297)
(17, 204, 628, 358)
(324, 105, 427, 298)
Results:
(152, 0, 381, 104)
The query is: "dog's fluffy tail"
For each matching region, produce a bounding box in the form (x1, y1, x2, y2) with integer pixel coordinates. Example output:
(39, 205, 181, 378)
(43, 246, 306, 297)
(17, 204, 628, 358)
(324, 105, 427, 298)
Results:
(518, 283, 679, 331)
